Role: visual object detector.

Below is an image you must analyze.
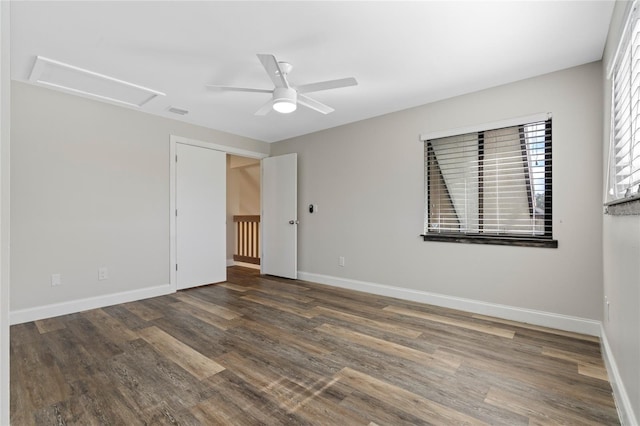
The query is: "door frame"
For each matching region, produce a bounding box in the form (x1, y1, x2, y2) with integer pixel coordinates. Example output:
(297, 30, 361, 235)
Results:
(169, 135, 267, 292)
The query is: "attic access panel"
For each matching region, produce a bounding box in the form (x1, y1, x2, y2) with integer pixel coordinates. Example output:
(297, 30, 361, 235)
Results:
(29, 56, 164, 108)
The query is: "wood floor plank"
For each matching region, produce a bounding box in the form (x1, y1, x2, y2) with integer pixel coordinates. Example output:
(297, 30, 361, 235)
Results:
(384, 305, 515, 339)
(213, 353, 350, 425)
(311, 305, 422, 339)
(484, 385, 616, 426)
(34, 317, 66, 334)
(337, 367, 488, 425)
(292, 388, 370, 425)
(122, 300, 165, 321)
(541, 346, 605, 366)
(238, 318, 332, 356)
(11, 333, 88, 424)
(170, 301, 237, 331)
(241, 293, 317, 318)
(142, 400, 201, 426)
(138, 326, 225, 380)
(215, 351, 279, 390)
(245, 284, 315, 303)
(578, 363, 609, 381)
(105, 338, 214, 416)
(10, 266, 620, 425)
(471, 313, 599, 343)
(339, 392, 429, 426)
(82, 308, 139, 343)
(37, 328, 98, 383)
(62, 316, 125, 360)
(457, 358, 618, 410)
(102, 304, 153, 330)
(316, 323, 460, 373)
(217, 282, 250, 292)
(174, 291, 242, 320)
(192, 369, 311, 425)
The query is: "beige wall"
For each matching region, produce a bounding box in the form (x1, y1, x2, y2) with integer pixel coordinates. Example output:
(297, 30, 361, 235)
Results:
(10, 81, 268, 313)
(602, 1, 640, 423)
(271, 61, 603, 320)
(226, 156, 260, 261)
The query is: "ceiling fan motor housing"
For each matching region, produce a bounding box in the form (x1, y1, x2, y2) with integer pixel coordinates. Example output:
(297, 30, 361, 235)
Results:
(273, 87, 297, 113)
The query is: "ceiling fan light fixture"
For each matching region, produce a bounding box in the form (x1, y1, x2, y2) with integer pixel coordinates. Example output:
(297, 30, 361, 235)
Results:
(272, 87, 297, 113)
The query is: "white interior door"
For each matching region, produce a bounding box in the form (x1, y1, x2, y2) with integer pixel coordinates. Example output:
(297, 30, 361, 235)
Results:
(176, 143, 226, 289)
(261, 153, 297, 279)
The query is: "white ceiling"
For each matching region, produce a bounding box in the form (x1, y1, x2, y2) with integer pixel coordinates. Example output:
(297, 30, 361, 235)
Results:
(11, 1, 614, 143)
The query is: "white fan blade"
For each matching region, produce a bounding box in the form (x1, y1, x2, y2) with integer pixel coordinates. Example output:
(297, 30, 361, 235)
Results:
(257, 54, 288, 88)
(298, 94, 334, 114)
(296, 77, 357, 94)
(254, 99, 273, 116)
(206, 85, 272, 94)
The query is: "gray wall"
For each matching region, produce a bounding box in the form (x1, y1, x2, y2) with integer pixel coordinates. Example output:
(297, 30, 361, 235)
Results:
(602, 1, 640, 423)
(10, 81, 268, 312)
(0, 2, 10, 422)
(271, 62, 603, 320)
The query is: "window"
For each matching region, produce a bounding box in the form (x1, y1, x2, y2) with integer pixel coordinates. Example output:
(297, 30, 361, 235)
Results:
(607, 2, 640, 205)
(422, 117, 556, 248)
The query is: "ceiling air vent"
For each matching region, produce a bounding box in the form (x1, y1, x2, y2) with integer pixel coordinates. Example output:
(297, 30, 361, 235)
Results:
(29, 56, 165, 108)
(168, 106, 189, 116)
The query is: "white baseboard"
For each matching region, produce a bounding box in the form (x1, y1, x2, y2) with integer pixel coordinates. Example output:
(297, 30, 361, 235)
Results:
(298, 271, 601, 336)
(9, 283, 174, 325)
(601, 326, 638, 426)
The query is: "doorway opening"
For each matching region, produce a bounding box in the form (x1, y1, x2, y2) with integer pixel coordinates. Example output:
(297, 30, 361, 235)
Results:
(169, 135, 267, 292)
(226, 155, 261, 269)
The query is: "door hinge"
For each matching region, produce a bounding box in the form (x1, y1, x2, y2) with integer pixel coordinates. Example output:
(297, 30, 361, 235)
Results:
(175, 155, 178, 162)
(176, 264, 178, 271)
(175, 209, 178, 216)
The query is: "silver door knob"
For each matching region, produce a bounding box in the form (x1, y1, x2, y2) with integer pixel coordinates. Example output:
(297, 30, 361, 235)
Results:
(289, 220, 299, 225)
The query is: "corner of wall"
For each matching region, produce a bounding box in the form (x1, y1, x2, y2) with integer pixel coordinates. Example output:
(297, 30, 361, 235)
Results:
(0, 1, 10, 423)
(600, 325, 638, 426)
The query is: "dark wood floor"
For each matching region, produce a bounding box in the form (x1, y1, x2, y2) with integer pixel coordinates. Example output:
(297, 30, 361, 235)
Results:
(11, 266, 619, 425)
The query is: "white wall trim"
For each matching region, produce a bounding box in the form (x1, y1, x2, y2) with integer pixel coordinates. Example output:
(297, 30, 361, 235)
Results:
(298, 271, 601, 336)
(9, 283, 173, 325)
(601, 326, 638, 426)
(169, 134, 268, 293)
(419, 112, 552, 141)
(226, 258, 235, 267)
(170, 135, 269, 160)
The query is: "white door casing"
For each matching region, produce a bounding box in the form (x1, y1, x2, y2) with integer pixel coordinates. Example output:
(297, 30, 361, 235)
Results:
(261, 153, 298, 279)
(169, 135, 267, 292)
(176, 143, 226, 289)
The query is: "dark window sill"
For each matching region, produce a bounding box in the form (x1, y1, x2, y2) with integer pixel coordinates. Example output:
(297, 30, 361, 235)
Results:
(421, 233, 558, 248)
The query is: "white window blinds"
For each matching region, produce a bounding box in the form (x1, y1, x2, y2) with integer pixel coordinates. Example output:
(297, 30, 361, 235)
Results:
(424, 119, 552, 239)
(609, 3, 640, 202)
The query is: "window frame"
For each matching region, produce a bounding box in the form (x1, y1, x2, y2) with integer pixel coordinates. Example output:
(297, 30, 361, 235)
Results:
(606, 0, 640, 214)
(421, 116, 557, 248)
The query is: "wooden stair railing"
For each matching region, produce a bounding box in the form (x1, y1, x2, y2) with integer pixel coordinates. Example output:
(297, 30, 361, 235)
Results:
(233, 215, 260, 265)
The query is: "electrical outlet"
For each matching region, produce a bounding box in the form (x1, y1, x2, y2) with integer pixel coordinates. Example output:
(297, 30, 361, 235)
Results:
(98, 267, 108, 280)
(339, 256, 345, 267)
(51, 273, 61, 286)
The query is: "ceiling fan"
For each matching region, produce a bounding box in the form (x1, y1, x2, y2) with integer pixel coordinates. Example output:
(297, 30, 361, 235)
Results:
(206, 54, 357, 115)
